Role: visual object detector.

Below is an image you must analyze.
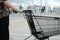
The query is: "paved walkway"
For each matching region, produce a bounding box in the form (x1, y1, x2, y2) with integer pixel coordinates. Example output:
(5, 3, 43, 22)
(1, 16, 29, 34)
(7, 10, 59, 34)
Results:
(9, 13, 60, 40)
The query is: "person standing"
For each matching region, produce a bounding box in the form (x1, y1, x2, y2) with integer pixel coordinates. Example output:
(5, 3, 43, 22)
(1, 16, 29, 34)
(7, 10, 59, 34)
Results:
(0, 0, 25, 40)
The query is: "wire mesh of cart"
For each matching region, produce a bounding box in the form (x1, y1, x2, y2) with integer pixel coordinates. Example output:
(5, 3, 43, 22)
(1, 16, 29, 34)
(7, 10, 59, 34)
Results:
(24, 10, 60, 40)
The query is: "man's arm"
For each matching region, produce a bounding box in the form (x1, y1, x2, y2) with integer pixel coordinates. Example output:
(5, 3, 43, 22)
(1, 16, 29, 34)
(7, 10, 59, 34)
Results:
(4, 1, 24, 13)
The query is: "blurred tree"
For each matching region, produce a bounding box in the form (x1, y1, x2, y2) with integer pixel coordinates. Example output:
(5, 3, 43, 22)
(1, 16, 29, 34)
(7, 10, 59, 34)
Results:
(19, 5, 23, 10)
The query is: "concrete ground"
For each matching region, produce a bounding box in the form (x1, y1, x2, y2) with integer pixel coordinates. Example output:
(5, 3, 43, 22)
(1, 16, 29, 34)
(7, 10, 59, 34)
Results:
(9, 13, 60, 40)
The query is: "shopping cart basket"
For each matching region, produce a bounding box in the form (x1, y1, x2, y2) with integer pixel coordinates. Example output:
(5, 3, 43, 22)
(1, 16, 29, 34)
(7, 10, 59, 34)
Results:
(24, 10, 60, 40)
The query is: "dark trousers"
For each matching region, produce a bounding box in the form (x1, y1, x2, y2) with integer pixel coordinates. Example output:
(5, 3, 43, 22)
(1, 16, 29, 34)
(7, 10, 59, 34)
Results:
(0, 16, 9, 40)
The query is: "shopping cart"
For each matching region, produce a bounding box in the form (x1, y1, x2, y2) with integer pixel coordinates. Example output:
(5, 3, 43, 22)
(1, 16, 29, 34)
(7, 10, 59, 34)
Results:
(24, 10, 60, 40)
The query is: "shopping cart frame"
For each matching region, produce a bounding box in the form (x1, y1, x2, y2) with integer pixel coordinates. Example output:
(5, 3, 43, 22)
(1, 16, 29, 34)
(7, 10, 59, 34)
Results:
(24, 10, 60, 40)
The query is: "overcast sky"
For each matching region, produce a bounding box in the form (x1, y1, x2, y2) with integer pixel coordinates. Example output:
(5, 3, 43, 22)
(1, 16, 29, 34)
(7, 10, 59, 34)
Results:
(8, 0, 60, 3)
(8, 0, 60, 7)
(8, 0, 34, 4)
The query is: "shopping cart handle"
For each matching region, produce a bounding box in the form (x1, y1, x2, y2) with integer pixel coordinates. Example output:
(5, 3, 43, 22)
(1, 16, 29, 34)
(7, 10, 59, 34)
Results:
(24, 10, 32, 13)
(54, 17, 60, 19)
